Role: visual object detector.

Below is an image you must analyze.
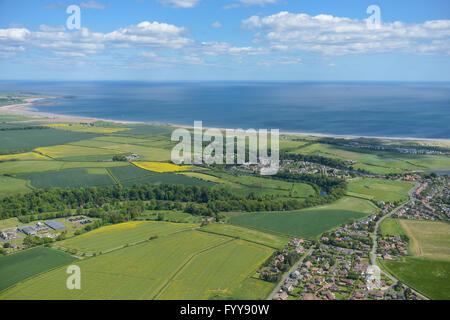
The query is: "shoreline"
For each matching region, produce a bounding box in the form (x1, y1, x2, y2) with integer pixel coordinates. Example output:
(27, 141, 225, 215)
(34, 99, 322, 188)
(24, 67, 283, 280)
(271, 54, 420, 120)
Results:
(1, 97, 449, 142)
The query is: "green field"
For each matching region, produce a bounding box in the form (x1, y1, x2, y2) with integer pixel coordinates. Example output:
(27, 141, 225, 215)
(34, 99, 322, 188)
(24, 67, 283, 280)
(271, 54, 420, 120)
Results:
(0, 247, 76, 291)
(209, 172, 316, 198)
(157, 240, 273, 299)
(346, 178, 413, 202)
(382, 257, 450, 300)
(120, 172, 216, 188)
(137, 211, 203, 223)
(398, 220, 450, 261)
(200, 223, 290, 249)
(0, 217, 22, 229)
(0, 229, 274, 300)
(0, 175, 31, 197)
(58, 221, 197, 254)
(380, 218, 407, 236)
(18, 168, 116, 189)
(0, 128, 98, 152)
(229, 197, 378, 239)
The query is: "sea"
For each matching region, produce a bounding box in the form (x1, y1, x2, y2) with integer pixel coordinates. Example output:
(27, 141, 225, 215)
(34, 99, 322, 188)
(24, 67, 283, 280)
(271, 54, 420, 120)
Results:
(1, 81, 449, 139)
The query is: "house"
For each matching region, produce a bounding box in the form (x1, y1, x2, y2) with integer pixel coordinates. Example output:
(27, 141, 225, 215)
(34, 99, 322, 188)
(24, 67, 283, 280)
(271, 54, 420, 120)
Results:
(302, 293, 321, 300)
(273, 291, 289, 300)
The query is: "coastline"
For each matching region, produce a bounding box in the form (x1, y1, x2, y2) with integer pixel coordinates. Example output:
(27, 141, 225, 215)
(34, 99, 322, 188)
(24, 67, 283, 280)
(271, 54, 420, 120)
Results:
(1, 97, 449, 143)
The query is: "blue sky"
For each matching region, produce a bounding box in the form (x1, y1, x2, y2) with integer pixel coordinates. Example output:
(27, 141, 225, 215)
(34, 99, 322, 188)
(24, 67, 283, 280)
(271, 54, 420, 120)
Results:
(0, 0, 449, 81)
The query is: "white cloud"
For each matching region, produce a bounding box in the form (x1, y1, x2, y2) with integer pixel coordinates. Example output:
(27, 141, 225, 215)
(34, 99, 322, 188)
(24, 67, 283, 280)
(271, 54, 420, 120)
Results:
(211, 21, 222, 28)
(39, 25, 66, 32)
(258, 56, 302, 67)
(200, 41, 267, 56)
(224, 0, 278, 9)
(80, 1, 109, 10)
(159, 0, 200, 8)
(243, 11, 450, 55)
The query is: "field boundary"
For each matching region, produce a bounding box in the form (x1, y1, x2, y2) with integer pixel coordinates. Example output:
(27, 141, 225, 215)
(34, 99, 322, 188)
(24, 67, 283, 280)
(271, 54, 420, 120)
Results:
(152, 237, 235, 300)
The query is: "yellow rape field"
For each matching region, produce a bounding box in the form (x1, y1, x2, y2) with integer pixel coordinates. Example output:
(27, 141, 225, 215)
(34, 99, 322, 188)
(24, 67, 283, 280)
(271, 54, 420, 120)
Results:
(0, 152, 50, 161)
(43, 123, 130, 134)
(132, 161, 192, 173)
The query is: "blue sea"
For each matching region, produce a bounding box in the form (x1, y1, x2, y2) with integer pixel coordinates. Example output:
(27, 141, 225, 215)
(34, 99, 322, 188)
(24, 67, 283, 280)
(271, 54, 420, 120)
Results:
(1, 81, 449, 139)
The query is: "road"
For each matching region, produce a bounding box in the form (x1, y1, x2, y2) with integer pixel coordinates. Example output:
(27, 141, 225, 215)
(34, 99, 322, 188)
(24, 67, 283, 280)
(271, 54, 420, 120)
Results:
(370, 182, 430, 300)
(267, 247, 314, 300)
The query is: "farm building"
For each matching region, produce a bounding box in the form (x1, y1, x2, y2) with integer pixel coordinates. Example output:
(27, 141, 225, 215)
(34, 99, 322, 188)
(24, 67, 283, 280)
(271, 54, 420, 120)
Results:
(44, 220, 66, 231)
(19, 226, 37, 236)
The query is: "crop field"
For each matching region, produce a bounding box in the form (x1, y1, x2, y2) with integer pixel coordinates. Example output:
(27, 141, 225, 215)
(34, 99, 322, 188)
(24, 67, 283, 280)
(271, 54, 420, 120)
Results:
(0, 152, 50, 161)
(346, 178, 413, 202)
(120, 172, 215, 188)
(398, 220, 450, 261)
(0, 247, 76, 292)
(0, 175, 32, 197)
(0, 160, 129, 175)
(132, 161, 192, 173)
(0, 128, 98, 152)
(156, 240, 274, 300)
(108, 165, 155, 181)
(200, 223, 290, 249)
(380, 218, 407, 236)
(18, 168, 116, 189)
(35, 144, 121, 160)
(294, 143, 450, 174)
(229, 197, 378, 239)
(210, 172, 316, 198)
(0, 231, 230, 299)
(43, 123, 130, 134)
(58, 221, 198, 254)
(382, 257, 450, 300)
(177, 172, 231, 185)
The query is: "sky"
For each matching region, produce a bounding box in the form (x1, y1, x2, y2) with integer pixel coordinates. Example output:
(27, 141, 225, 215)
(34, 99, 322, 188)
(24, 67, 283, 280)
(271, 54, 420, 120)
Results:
(0, 0, 449, 81)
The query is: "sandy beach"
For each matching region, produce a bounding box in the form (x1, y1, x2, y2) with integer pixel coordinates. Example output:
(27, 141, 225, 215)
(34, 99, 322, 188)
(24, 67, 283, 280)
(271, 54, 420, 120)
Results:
(1, 97, 449, 144)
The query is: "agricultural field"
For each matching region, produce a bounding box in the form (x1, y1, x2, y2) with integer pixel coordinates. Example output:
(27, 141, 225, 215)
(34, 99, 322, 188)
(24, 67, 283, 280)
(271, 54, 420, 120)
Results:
(0, 160, 129, 175)
(0, 247, 76, 292)
(380, 218, 407, 236)
(43, 123, 130, 134)
(382, 257, 450, 300)
(0, 152, 50, 161)
(0, 128, 98, 152)
(292, 142, 450, 174)
(0, 175, 32, 197)
(58, 221, 197, 254)
(0, 229, 274, 300)
(156, 240, 273, 300)
(133, 161, 192, 173)
(209, 171, 316, 198)
(200, 223, 290, 249)
(17, 168, 116, 189)
(0, 217, 22, 230)
(346, 178, 414, 202)
(398, 220, 450, 261)
(120, 172, 216, 188)
(229, 197, 378, 239)
(35, 144, 121, 160)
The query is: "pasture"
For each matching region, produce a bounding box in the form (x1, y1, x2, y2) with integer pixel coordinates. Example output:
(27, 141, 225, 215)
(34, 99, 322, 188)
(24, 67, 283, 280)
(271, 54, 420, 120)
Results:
(0, 247, 76, 291)
(346, 178, 413, 202)
(382, 257, 450, 300)
(200, 223, 290, 249)
(58, 221, 197, 254)
(229, 197, 378, 239)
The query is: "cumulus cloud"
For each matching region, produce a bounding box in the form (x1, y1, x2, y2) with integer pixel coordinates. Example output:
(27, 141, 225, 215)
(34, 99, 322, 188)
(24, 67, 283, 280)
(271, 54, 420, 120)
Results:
(211, 21, 222, 28)
(243, 11, 450, 55)
(159, 0, 200, 8)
